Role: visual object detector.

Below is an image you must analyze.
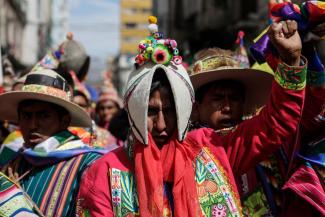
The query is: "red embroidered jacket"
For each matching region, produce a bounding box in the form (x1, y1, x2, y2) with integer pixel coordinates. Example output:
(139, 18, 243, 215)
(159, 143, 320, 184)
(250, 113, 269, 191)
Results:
(76, 61, 307, 217)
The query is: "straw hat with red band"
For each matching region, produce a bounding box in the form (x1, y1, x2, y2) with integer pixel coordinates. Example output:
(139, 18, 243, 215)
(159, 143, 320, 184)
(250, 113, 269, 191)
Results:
(189, 47, 274, 115)
(0, 69, 92, 127)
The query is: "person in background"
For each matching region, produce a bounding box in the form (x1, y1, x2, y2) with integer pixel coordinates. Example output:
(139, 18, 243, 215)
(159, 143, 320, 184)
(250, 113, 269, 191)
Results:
(189, 16, 325, 217)
(93, 86, 123, 149)
(95, 86, 122, 129)
(0, 68, 103, 217)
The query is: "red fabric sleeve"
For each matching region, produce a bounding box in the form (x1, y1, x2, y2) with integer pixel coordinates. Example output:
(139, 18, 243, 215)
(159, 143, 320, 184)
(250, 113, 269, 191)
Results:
(76, 147, 132, 216)
(301, 85, 325, 138)
(77, 156, 114, 217)
(222, 80, 305, 175)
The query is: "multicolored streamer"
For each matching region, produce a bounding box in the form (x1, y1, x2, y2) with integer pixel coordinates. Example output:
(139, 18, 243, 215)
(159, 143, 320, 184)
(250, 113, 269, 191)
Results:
(250, 1, 325, 71)
(0, 130, 107, 167)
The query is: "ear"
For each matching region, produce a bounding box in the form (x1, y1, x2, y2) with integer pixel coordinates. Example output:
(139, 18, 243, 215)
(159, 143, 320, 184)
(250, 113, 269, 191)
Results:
(191, 101, 200, 123)
(61, 115, 71, 129)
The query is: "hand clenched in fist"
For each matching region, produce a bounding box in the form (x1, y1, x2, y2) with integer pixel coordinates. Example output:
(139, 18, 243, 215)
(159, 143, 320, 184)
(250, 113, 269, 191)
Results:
(268, 20, 302, 66)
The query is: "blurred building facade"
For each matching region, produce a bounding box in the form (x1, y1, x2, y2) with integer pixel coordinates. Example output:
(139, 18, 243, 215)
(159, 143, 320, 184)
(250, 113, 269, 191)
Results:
(0, 0, 27, 61)
(0, 0, 53, 67)
(155, 0, 270, 63)
(21, 0, 52, 65)
(120, 0, 152, 54)
(51, 0, 69, 48)
(116, 0, 153, 95)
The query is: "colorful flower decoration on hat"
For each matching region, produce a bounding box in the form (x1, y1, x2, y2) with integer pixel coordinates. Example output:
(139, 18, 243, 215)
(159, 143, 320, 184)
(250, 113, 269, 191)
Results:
(135, 16, 182, 68)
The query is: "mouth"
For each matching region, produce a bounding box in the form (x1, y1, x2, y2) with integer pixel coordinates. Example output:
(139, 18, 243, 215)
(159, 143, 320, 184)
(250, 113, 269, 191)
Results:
(28, 133, 44, 144)
(153, 135, 169, 145)
(218, 119, 236, 128)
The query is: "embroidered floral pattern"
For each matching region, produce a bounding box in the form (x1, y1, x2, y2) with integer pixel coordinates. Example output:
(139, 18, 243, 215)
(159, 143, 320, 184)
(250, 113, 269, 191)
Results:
(242, 187, 271, 217)
(274, 60, 307, 90)
(110, 147, 243, 217)
(110, 169, 139, 217)
(190, 56, 240, 75)
(22, 84, 70, 101)
(195, 148, 242, 217)
(76, 198, 90, 217)
(212, 204, 227, 217)
(111, 169, 122, 214)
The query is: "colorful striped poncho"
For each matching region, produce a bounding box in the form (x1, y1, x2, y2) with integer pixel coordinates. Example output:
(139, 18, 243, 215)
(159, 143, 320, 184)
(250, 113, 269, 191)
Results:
(0, 130, 104, 217)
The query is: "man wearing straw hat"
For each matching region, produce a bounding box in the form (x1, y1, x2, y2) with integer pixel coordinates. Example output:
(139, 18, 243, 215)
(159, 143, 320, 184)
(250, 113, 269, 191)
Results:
(77, 17, 306, 217)
(190, 18, 325, 217)
(0, 67, 104, 217)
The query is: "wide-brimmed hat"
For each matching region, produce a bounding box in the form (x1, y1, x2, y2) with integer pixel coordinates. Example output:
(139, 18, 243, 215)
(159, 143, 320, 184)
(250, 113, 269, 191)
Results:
(0, 69, 92, 127)
(189, 48, 273, 114)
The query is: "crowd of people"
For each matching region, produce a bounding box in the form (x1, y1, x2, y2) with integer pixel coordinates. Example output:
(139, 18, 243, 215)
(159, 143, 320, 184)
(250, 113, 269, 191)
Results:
(0, 1, 324, 217)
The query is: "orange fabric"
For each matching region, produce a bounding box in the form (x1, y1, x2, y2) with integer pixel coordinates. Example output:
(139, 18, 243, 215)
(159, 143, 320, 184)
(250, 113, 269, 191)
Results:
(134, 133, 204, 217)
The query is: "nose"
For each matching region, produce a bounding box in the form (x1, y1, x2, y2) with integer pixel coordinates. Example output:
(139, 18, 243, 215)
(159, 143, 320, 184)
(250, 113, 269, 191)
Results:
(221, 97, 231, 113)
(155, 111, 167, 132)
(29, 115, 39, 129)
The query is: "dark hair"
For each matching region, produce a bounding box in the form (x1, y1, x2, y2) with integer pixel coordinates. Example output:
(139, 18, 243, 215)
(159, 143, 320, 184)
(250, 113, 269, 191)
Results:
(56, 70, 74, 90)
(17, 99, 70, 118)
(77, 56, 90, 81)
(150, 68, 172, 95)
(195, 79, 246, 103)
(73, 90, 89, 106)
(108, 108, 130, 141)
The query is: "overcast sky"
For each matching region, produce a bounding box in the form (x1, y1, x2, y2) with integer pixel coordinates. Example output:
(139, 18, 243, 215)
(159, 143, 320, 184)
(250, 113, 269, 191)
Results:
(69, 0, 120, 81)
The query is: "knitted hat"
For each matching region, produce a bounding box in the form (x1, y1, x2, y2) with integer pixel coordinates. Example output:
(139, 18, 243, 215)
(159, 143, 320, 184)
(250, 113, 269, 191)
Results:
(59, 32, 90, 81)
(98, 86, 122, 108)
(124, 16, 194, 145)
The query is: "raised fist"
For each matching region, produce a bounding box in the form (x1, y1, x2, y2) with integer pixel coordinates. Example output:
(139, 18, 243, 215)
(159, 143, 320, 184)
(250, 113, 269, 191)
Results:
(268, 20, 302, 66)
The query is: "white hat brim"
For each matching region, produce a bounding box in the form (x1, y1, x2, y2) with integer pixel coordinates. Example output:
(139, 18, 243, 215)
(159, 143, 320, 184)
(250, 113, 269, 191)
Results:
(0, 91, 91, 127)
(190, 68, 274, 114)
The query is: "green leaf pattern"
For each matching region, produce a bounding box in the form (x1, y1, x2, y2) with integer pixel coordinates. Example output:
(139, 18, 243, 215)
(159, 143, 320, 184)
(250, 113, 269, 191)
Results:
(109, 148, 242, 217)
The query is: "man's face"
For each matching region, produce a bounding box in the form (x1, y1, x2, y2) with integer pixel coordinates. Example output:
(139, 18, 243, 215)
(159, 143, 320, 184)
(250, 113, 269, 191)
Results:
(73, 95, 91, 115)
(195, 83, 245, 130)
(18, 101, 69, 148)
(147, 86, 177, 148)
(97, 100, 119, 125)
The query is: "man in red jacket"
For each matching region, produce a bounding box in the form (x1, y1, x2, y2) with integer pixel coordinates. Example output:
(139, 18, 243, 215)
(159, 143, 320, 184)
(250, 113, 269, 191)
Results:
(189, 21, 325, 217)
(76, 18, 306, 217)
